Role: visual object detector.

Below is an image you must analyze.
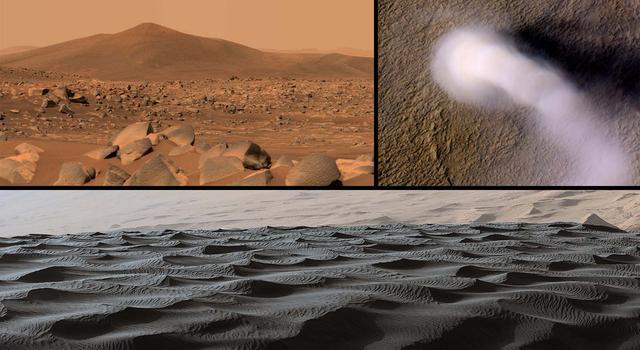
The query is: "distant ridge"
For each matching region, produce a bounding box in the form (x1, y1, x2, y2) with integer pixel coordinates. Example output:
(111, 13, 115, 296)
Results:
(0, 46, 38, 56)
(0, 23, 372, 80)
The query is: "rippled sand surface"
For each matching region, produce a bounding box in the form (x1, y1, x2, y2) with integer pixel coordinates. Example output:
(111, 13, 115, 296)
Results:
(1, 224, 639, 349)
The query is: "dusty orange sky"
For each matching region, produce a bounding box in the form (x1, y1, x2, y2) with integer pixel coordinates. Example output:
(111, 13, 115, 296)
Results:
(0, 0, 373, 53)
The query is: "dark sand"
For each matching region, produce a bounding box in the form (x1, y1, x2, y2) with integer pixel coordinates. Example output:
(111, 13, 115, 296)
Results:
(0, 223, 638, 349)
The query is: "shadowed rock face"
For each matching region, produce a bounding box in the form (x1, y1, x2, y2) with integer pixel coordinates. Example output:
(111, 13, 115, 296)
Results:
(379, 0, 640, 185)
(0, 223, 638, 349)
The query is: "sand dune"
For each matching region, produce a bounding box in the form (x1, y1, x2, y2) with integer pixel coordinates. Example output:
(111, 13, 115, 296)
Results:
(0, 23, 373, 80)
(0, 224, 638, 349)
(0, 190, 639, 237)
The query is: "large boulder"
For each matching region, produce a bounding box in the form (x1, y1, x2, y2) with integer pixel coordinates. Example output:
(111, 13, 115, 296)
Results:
(54, 162, 95, 186)
(119, 138, 152, 165)
(223, 141, 271, 170)
(103, 165, 130, 186)
(198, 143, 228, 168)
(285, 155, 341, 186)
(85, 145, 118, 160)
(111, 122, 152, 148)
(161, 124, 195, 146)
(168, 145, 194, 156)
(272, 155, 295, 168)
(199, 156, 245, 185)
(0, 154, 38, 184)
(124, 155, 188, 186)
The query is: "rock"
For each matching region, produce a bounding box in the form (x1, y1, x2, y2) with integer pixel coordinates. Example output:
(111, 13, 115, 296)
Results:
(103, 165, 130, 186)
(54, 162, 95, 185)
(0, 154, 38, 184)
(52, 86, 71, 100)
(232, 170, 273, 186)
(353, 165, 374, 174)
(169, 145, 194, 156)
(124, 155, 188, 186)
(85, 145, 118, 160)
(146, 133, 165, 146)
(41, 98, 57, 108)
(199, 156, 245, 185)
(285, 155, 341, 186)
(198, 143, 228, 168)
(582, 213, 626, 232)
(223, 141, 271, 170)
(273, 155, 295, 168)
(111, 122, 152, 148)
(9, 109, 19, 114)
(0, 112, 5, 121)
(161, 124, 195, 146)
(69, 94, 88, 104)
(194, 140, 211, 154)
(15, 143, 44, 155)
(28, 87, 49, 96)
(119, 138, 152, 165)
(58, 104, 74, 115)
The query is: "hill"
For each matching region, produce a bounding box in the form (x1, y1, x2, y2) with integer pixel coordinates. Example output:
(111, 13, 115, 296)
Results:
(0, 23, 372, 80)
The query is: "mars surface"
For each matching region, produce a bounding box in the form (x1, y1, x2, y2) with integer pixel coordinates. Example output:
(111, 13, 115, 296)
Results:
(379, 0, 640, 185)
(0, 23, 373, 186)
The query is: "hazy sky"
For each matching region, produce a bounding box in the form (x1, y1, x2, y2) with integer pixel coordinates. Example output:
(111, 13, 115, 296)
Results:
(0, 0, 373, 51)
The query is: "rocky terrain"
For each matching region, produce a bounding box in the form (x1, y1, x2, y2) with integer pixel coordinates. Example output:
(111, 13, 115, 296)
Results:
(0, 219, 638, 349)
(0, 24, 373, 186)
(379, 0, 640, 185)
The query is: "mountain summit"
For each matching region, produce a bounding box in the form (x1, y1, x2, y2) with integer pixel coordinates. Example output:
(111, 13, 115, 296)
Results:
(0, 23, 372, 80)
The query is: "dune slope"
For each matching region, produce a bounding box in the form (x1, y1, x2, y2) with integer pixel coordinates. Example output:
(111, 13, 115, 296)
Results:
(0, 224, 638, 349)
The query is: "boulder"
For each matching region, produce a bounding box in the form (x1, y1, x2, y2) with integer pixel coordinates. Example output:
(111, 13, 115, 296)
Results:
(194, 140, 211, 154)
(0, 155, 38, 184)
(85, 145, 118, 160)
(103, 165, 130, 186)
(199, 156, 245, 185)
(198, 143, 228, 168)
(169, 145, 194, 156)
(285, 155, 341, 186)
(223, 141, 271, 170)
(54, 162, 95, 186)
(232, 170, 273, 186)
(111, 122, 152, 148)
(273, 155, 295, 168)
(119, 138, 152, 165)
(124, 155, 188, 186)
(161, 124, 195, 146)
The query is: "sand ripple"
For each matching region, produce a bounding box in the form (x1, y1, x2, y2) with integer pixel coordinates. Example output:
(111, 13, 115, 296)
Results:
(0, 223, 639, 349)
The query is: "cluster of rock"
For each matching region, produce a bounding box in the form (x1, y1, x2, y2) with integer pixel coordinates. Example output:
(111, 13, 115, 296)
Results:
(51, 121, 369, 186)
(28, 85, 88, 116)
